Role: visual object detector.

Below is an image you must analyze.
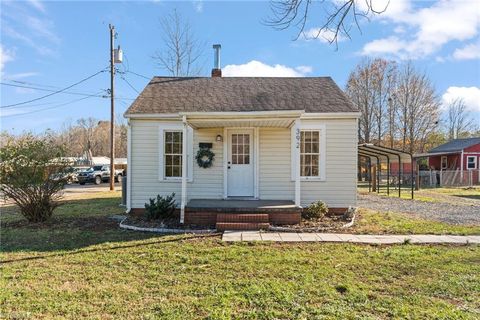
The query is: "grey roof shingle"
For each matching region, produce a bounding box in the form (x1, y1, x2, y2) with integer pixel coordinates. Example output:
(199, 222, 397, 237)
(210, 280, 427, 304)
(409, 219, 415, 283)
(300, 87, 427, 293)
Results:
(428, 138, 480, 153)
(125, 77, 358, 115)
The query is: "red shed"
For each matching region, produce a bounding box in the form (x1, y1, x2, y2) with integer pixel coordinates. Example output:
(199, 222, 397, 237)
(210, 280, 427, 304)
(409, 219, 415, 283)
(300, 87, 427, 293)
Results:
(421, 138, 480, 171)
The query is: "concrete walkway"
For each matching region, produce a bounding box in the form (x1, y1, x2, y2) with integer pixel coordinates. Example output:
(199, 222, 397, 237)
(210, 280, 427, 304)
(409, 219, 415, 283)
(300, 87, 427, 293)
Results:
(222, 231, 480, 244)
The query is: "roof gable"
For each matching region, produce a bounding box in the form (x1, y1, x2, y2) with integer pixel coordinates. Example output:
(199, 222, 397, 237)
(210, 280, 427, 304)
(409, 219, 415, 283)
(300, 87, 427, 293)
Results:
(429, 137, 480, 153)
(125, 77, 358, 115)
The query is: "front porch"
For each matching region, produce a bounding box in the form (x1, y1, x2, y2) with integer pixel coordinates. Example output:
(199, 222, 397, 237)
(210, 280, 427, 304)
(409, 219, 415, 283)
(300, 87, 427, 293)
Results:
(178, 111, 306, 225)
(184, 199, 302, 230)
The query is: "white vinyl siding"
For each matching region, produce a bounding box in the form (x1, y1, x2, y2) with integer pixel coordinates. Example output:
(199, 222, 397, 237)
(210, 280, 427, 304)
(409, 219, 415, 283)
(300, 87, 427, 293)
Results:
(259, 128, 294, 200)
(300, 119, 357, 207)
(130, 120, 223, 208)
(129, 117, 357, 209)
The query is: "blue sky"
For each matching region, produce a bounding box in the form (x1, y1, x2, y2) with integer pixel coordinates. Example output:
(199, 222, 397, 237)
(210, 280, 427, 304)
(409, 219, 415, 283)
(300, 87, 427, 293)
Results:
(1, 0, 479, 133)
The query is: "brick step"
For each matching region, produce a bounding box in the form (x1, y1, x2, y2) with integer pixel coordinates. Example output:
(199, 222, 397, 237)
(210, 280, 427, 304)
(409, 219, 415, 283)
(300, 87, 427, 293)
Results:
(217, 213, 269, 223)
(216, 222, 270, 231)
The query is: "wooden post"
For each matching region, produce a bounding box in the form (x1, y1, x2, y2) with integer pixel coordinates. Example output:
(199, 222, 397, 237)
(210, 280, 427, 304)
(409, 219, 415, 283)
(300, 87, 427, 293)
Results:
(372, 165, 377, 192)
(109, 24, 115, 191)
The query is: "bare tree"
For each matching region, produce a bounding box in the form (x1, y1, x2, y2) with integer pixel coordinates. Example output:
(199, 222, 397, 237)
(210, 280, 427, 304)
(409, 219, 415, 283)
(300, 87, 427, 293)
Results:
(266, 0, 389, 45)
(346, 58, 396, 144)
(394, 62, 440, 153)
(444, 99, 475, 140)
(152, 10, 204, 76)
(55, 117, 128, 159)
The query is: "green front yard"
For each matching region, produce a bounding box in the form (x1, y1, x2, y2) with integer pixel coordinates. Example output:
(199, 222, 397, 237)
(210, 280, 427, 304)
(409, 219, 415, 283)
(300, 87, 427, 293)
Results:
(358, 185, 480, 203)
(354, 209, 480, 235)
(1, 193, 479, 319)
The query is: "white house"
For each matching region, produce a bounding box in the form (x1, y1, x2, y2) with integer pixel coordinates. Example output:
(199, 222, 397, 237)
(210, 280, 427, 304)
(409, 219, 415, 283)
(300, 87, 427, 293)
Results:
(124, 53, 359, 229)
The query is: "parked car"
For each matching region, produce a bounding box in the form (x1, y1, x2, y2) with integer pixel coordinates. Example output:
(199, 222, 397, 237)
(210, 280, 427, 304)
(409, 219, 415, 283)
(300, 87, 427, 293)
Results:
(50, 167, 79, 184)
(77, 165, 124, 185)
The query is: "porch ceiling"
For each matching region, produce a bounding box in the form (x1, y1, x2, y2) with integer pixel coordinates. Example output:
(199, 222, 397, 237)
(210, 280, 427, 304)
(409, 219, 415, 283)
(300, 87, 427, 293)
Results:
(187, 118, 295, 128)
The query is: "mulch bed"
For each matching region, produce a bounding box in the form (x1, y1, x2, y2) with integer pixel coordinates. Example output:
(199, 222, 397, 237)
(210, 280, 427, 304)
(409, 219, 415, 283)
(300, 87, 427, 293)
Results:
(271, 214, 354, 232)
(122, 215, 214, 230)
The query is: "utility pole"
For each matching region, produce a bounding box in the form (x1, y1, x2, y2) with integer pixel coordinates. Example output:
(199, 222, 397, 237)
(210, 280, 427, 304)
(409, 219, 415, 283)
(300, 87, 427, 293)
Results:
(109, 24, 115, 191)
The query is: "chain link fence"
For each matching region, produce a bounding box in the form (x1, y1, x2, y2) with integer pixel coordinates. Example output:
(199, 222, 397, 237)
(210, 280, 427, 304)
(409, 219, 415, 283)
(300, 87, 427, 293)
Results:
(419, 170, 480, 187)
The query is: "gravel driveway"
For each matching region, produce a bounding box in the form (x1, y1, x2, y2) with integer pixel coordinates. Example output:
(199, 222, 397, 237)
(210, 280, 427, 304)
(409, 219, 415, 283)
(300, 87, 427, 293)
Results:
(357, 193, 480, 225)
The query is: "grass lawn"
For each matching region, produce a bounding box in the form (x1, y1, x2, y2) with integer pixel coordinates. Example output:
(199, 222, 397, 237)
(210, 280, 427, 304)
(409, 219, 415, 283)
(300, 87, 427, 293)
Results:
(354, 208, 480, 235)
(357, 185, 480, 202)
(1, 192, 479, 319)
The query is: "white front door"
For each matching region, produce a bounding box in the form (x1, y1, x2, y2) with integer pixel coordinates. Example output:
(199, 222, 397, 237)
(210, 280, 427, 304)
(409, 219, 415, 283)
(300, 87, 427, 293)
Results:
(227, 129, 254, 197)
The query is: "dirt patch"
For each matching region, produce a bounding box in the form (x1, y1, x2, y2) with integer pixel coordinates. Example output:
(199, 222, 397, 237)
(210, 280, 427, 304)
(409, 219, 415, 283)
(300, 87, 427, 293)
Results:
(123, 215, 215, 230)
(3, 216, 118, 232)
(271, 215, 353, 232)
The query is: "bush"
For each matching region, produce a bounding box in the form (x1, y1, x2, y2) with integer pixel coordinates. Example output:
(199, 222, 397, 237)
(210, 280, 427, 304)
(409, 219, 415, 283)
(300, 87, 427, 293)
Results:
(145, 193, 176, 220)
(302, 200, 328, 220)
(0, 133, 69, 222)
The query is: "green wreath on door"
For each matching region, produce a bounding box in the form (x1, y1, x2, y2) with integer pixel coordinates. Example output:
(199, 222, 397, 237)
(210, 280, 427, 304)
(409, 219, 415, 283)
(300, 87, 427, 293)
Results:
(196, 148, 215, 168)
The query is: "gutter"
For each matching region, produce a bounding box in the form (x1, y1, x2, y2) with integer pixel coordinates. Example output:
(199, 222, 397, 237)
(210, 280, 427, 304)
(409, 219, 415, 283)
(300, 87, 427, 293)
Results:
(124, 110, 361, 120)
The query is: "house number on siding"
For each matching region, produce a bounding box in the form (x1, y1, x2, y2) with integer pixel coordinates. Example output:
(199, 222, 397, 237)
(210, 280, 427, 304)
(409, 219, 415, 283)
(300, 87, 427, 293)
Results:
(296, 128, 301, 148)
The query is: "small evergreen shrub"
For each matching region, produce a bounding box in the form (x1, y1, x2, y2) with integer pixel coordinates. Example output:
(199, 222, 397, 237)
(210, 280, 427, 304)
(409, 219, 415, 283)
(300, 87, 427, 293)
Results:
(145, 193, 176, 220)
(302, 200, 328, 220)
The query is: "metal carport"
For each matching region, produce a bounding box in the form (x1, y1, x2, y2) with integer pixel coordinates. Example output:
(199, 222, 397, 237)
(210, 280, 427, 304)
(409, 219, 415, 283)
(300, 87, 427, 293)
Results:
(358, 144, 415, 199)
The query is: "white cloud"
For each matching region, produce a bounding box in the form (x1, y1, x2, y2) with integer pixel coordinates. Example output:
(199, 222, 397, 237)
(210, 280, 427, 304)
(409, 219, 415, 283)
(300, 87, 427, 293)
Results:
(26, 0, 46, 13)
(222, 60, 312, 77)
(361, 0, 480, 59)
(6, 72, 39, 79)
(0, 45, 14, 73)
(295, 65, 313, 74)
(1, 1, 59, 56)
(442, 87, 480, 112)
(302, 28, 345, 43)
(453, 42, 480, 60)
(193, 0, 203, 13)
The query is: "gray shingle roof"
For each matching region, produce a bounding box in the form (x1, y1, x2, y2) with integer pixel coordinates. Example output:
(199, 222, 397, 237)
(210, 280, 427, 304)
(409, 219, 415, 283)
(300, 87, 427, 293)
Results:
(429, 138, 480, 153)
(125, 77, 358, 115)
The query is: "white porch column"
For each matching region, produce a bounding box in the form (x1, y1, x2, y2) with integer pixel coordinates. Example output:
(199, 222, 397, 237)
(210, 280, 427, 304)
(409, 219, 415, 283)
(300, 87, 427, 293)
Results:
(294, 118, 301, 207)
(180, 115, 187, 224)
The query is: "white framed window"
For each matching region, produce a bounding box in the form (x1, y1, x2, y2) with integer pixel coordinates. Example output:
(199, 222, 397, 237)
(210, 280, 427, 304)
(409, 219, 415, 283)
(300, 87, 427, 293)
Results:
(164, 131, 183, 178)
(300, 130, 320, 177)
(291, 123, 326, 181)
(158, 123, 193, 181)
(467, 156, 477, 170)
(441, 156, 448, 169)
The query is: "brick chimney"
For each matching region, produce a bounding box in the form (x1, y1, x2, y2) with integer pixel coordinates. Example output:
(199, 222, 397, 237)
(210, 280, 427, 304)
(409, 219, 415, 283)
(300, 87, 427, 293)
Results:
(211, 44, 222, 77)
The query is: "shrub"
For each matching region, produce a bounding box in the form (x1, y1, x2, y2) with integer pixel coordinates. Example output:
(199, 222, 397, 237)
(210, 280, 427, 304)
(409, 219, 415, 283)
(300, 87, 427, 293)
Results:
(0, 133, 69, 222)
(302, 200, 328, 220)
(145, 193, 176, 220)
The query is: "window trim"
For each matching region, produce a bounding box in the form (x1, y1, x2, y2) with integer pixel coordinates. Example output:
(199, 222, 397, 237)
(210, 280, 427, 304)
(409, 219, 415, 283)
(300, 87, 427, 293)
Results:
(441, 156, 448, 169)
(300, 130, 321, 178)
(291, 123, 326, 181)
(164, 130, 183, 179)
(158, 123, 193, 182)
(466, 156, 477, 170)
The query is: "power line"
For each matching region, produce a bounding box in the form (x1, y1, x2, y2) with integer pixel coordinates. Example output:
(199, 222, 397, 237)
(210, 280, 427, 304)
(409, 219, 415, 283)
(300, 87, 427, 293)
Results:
(1, 67, 108, 109)
(1, 82, 107, 99)
(1, 82, 140, 102)
(126, 70, 151, 80)
(120, 74, 140, 93)
(1, 91, 104, 118)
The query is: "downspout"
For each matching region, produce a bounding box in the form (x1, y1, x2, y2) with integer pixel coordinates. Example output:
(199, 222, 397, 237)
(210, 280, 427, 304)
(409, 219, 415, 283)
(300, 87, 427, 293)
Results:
(180, 115, 187, 224)
(126, 120, 132, 213)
